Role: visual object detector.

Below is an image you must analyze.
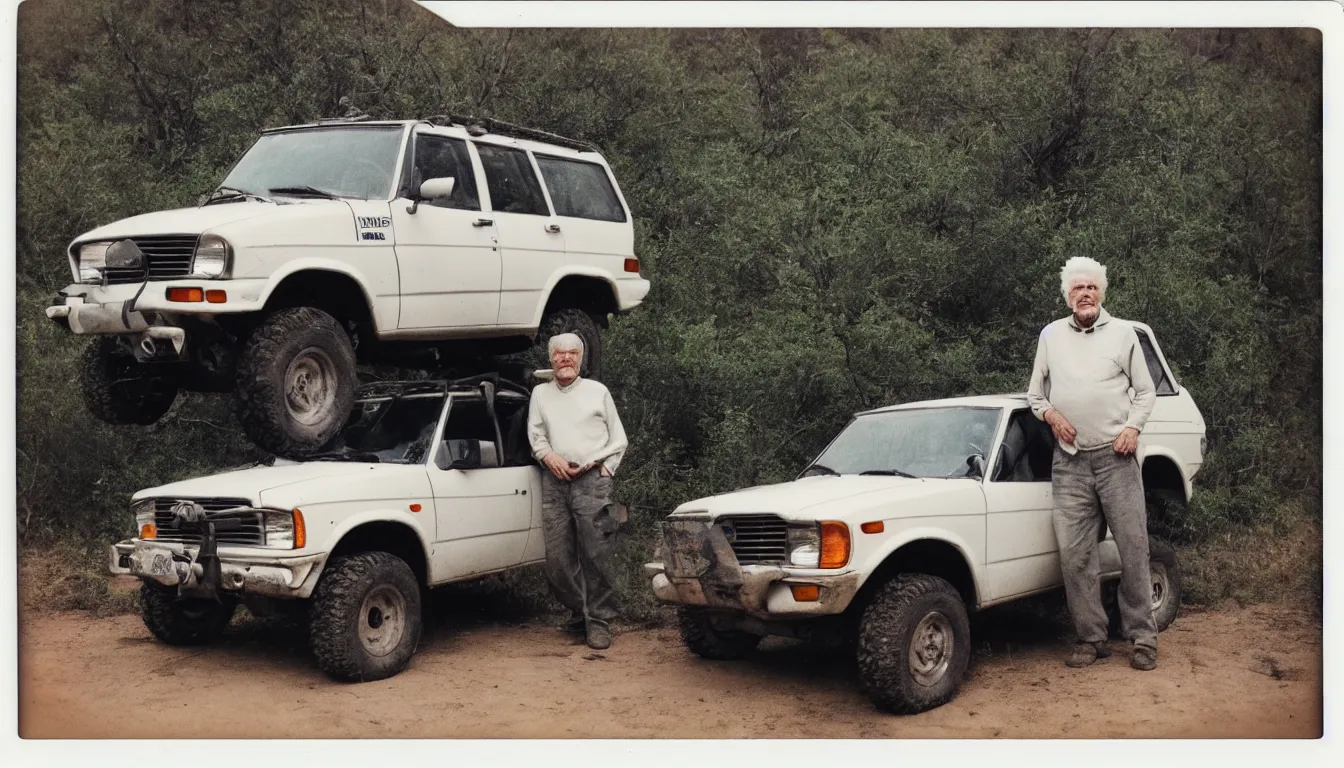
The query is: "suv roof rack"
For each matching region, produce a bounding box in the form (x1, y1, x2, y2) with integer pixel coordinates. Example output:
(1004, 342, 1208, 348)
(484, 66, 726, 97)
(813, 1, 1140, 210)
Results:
(424, 113, 600, 153)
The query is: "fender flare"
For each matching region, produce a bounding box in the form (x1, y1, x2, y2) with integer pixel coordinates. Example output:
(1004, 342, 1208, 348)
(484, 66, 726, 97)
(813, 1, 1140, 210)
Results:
(853, 523, 987, 610)
(529, 267, 620, 328)
(303, 509, 434, 588)
(257, 260, 383, 332)
(1137, 444, 1192, 503)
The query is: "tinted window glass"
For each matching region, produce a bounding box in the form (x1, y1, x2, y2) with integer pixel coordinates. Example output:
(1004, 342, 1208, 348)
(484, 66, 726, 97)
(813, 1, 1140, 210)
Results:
(474, 143, 549, 216)
(992, 410, 1055, 482)
(408, 135, 479, 211)
(535, 155, 626, 222)
(1135, 330, 1176, 395)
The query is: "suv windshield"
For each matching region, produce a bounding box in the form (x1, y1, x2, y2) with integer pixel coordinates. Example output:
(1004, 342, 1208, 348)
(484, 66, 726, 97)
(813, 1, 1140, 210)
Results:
(218, 126, 405, 200)
(805, 407, 1002, 479)
(317, 393, 445, 464)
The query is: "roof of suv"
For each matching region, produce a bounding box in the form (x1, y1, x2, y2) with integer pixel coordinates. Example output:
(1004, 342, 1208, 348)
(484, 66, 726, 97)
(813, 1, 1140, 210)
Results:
(860, 393, 1030, 416)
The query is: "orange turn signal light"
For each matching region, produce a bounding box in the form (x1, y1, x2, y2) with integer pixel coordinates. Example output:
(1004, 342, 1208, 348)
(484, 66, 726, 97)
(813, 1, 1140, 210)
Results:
(293, 508, 306, 549)
(819, 521, 851, 569)
(624, 258, 640, 273)
(861, 521, 885, 534)
(205, 289, 227, 303)
(790, 584, 820, 602)
(409, 503, 422, 513)
(139, 523, 157, 540)
(167, 287, 204, 302)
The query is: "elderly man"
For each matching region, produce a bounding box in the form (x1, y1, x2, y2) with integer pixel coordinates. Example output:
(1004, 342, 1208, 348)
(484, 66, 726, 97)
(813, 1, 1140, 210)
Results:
(1027, 256, 1159, 671)
(527, 333, 628, 650)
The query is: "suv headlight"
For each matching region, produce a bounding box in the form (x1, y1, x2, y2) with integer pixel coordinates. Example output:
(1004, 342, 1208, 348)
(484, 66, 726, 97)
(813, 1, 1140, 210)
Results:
(786, 521, 851, 569)
(76, 242, 111, 283)
(264, 508, 306, 549)
(131, 498, 156, 539)
(191, 234, 232, 278)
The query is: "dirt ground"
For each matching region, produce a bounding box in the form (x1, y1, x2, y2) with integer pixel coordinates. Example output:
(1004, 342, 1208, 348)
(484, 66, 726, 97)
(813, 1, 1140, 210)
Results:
(18, 583, 1322, 739)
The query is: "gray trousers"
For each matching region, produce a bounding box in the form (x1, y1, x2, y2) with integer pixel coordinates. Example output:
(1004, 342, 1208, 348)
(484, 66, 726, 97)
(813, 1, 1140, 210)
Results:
(1052, 446, 1158, 651)
(541, 469, 620, 628)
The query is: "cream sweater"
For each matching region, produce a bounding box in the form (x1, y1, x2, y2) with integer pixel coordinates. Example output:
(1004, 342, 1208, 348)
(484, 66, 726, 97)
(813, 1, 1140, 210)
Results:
(1027, 308, 1157, 451)
(527, 377, 628, 475)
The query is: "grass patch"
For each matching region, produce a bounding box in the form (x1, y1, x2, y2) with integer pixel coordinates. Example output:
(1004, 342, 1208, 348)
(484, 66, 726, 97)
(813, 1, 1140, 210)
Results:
(1178, 514, 1321, 614)
(19, 540, 140, 617)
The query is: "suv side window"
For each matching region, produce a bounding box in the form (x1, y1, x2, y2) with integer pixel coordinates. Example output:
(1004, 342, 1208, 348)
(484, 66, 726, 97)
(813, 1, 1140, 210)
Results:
(992, 409, 1055, 482)
(439, 394, 535, 467)
(534, 155, 627, 222)
(408, 135, 480, 211)
(1134, 329, 1176, 395)
(473, 143, 550, 216)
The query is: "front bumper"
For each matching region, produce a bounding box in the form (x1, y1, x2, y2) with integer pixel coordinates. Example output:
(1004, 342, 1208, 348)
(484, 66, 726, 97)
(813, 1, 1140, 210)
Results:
(109, 539, 326, 599)
(46, 279, 269, 335)
(645, 518, 860, 618)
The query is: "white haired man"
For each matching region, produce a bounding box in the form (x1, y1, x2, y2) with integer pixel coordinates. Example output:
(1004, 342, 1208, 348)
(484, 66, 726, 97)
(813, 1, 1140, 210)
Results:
(527, 333, 628, 650)
(1027, 256, 1159, 671)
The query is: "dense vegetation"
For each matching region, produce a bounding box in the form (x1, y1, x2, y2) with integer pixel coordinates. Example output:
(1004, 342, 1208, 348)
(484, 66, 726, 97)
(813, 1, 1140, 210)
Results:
(16, 1, 1321, 612)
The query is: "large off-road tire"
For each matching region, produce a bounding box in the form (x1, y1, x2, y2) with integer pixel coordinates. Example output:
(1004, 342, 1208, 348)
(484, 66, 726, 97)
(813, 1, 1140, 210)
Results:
(81, 336, 178, 425)
(533, 307, 604, 379)
(308, 552, 423, 683)
(1106, 539, 1182, 636)
(235, 307, 356, 458)
(139, 583, 237, 645)
(856, 574, 972, 715)
(677, 607, 763, 660)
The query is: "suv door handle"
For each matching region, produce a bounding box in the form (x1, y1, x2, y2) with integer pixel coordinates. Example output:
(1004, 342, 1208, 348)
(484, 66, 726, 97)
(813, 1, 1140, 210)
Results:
(545, 223, 561, 234)
(473, 218, 494, 227)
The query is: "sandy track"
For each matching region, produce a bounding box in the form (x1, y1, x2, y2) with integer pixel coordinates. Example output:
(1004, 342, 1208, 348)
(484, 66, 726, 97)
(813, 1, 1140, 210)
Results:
(18, 595, 1321, 739)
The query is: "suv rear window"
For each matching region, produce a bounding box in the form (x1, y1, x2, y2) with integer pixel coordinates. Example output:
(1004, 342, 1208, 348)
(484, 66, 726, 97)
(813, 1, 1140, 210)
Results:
(534, 155, 627, 222)
(1135, 329, 1176, 395)
(474, 143, 550, 216)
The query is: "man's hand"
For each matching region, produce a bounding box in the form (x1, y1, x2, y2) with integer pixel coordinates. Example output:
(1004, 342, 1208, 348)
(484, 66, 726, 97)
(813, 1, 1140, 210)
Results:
(1044, 409, 1077, 446)
(1113, 427, 1140, 455)
(541, 452, 575, 481)
(576, 461, 613, 478)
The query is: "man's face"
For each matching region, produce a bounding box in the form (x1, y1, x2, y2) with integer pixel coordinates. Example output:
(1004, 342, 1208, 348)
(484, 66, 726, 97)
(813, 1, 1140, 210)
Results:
(1067, 276, 1103, 321)
(550, 344, 582, 381)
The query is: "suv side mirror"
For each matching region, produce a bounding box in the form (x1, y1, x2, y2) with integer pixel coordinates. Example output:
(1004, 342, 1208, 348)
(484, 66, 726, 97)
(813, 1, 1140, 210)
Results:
(966, 453, 986, 480)
(436, 438, 500, 470)
(407, 176, 455, 214)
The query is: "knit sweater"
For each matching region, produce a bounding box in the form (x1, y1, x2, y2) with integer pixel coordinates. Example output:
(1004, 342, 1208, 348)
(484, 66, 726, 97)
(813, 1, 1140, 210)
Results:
(527, 377, 628, 475)
(1026, 307, 1157, 452)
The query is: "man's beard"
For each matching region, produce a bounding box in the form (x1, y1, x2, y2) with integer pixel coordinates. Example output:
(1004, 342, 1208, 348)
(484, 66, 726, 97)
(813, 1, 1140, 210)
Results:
(1073, 305, 1100, 327)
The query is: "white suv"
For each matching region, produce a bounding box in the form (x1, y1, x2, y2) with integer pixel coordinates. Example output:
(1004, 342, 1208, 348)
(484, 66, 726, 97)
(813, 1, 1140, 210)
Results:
(46, 116, 648, 457)
(646, 322, 1204, 714)
(108, 374, 570, 682)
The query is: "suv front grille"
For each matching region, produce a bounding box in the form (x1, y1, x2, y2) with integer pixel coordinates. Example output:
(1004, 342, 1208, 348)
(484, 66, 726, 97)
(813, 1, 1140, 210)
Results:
(153, 498, 265, 546)
(718, 514, 788, 565)
(101, 235, 199, 284)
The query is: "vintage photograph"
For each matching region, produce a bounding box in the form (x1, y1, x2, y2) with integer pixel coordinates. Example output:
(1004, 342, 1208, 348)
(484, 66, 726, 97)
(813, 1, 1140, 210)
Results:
(8, 0, 1327, 746)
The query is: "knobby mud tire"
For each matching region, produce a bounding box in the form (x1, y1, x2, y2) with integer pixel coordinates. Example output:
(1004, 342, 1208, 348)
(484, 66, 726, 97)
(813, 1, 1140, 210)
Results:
(534, 308, 604, 380)
(81, 336, 178, 426)
(677, 607, 762, 660)
(139, 583, 237, 646)
(855, 574, 971, 715)
(308, 552, 423, 683)
(235, 307, 355, 458)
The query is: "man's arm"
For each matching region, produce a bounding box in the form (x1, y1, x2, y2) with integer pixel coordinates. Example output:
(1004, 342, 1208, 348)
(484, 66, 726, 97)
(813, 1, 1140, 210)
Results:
(583, 390, 629, 475)
(1122, 333, 1157, 432)
(1026, 329, 1054, 421)
(527, 389, 553, 462)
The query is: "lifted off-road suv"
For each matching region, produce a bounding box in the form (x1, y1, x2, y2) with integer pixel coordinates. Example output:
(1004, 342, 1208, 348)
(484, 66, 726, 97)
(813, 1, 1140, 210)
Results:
(647, 323, 1204, 714)
(109, 373, 574, 682)
(48, 115, 647, 457)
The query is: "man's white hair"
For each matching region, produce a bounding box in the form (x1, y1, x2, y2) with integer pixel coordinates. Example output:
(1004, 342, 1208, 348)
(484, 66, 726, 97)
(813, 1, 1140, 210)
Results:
(548, 332, 584, 359)
(1059, 256, 1108, 302)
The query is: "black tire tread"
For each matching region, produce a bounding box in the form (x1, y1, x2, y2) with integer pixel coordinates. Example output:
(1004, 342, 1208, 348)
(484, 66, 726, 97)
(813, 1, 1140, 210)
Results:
(677, 606, 762, 660)
(139, 583, 237, 645)
(235, 307, 356, 457)
(856, 573, 971, 715)
(81, 337, 178, 426)
(308, 551, 422, 683)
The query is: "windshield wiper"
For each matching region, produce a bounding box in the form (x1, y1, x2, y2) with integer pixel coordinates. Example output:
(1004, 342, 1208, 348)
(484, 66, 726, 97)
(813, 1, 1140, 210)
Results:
(205, 186, 271, 205)
(306, 450, 382, 463)
(268, 185, 340, 199)
(859, 468, 919, 479)
(801, 463, 840, 477)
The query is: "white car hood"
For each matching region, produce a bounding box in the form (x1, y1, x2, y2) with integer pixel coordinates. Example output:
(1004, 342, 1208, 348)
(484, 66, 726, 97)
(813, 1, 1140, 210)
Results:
(131, 462, 378, 506)
(72, 200, 332, 243)
(673, 475, 980, 520)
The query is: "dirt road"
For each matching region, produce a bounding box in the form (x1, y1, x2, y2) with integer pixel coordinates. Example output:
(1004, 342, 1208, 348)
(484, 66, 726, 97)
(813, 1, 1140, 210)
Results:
(19, 590, 1321, 739)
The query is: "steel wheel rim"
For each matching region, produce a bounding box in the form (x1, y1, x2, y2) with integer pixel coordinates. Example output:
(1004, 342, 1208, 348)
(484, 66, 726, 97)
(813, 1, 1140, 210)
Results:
(284, 347, 337, 426)
(359, 585, 406, 658)
(1150, 562, 1168, 613)
(908, 610, 953, 687)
